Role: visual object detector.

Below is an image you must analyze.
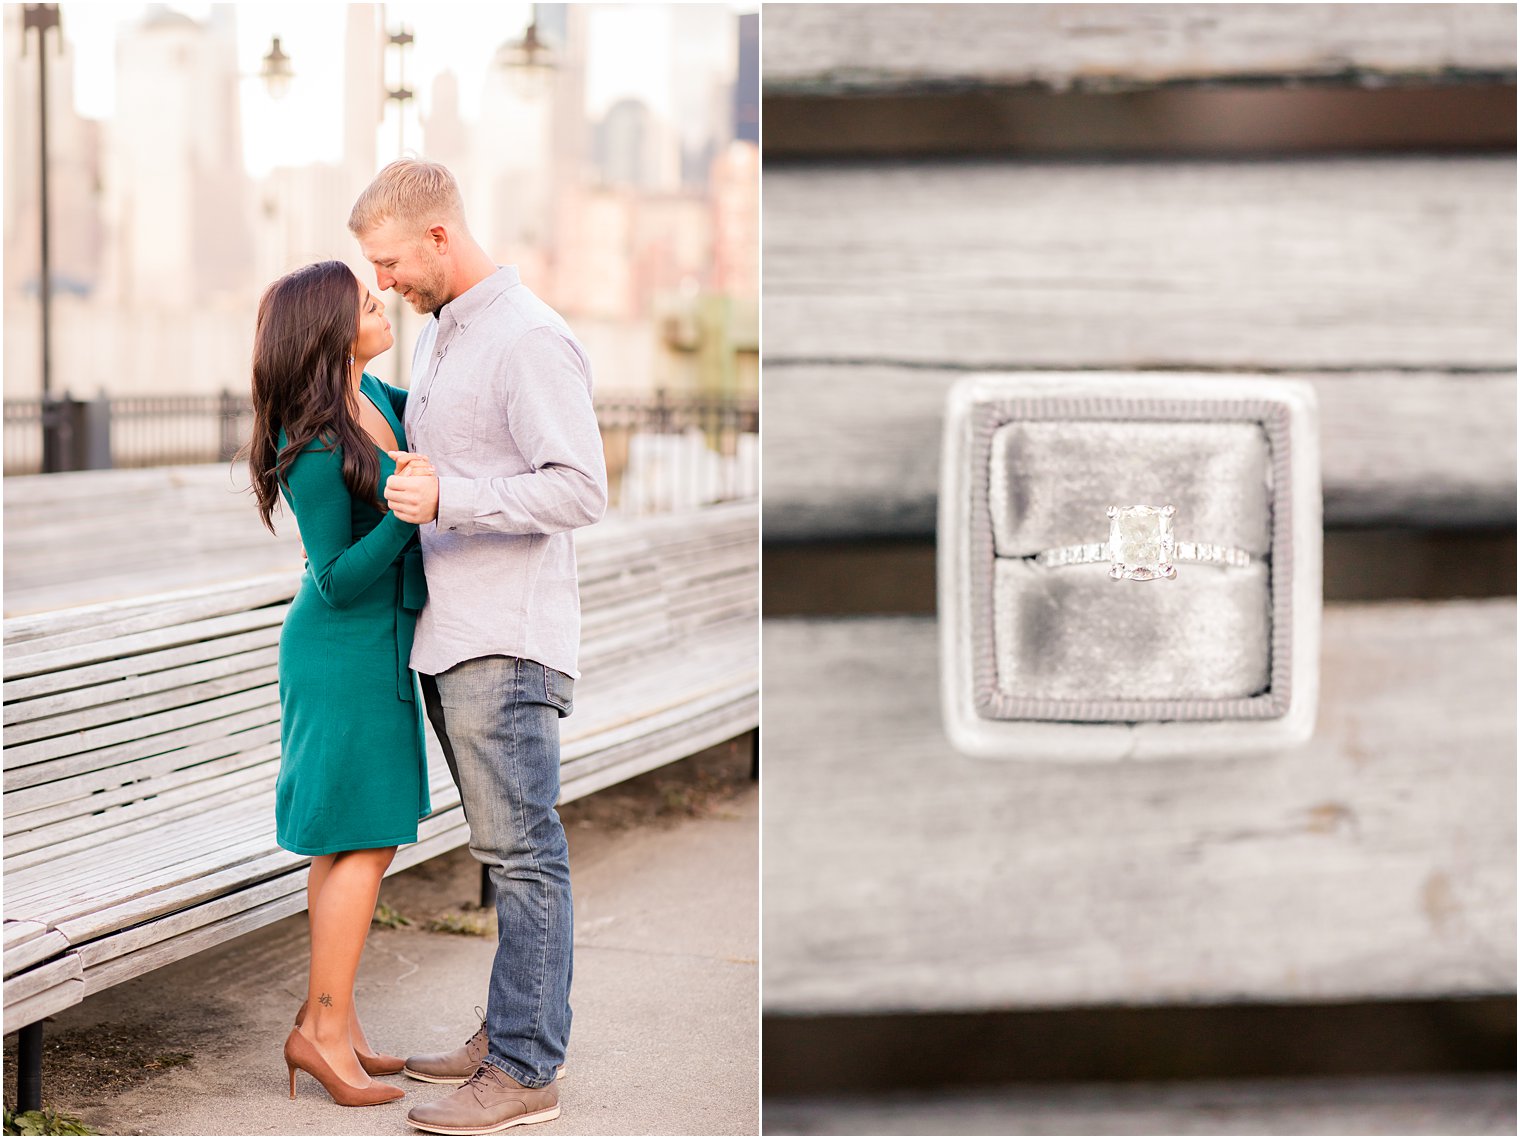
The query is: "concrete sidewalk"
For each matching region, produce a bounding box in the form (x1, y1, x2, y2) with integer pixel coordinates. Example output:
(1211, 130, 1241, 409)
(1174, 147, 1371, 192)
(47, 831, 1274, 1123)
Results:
(9, 743, 758, 1136)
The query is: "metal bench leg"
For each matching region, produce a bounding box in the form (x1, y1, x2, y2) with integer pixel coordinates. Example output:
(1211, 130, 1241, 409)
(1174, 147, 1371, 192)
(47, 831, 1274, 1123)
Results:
(18, 1020, 43, 1113)
(749, 726, 759, 781)
(480, 862, 495, 910)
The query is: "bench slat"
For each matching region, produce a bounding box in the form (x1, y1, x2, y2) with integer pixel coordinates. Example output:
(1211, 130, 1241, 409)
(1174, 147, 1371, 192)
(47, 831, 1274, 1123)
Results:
(763, 4, 1517, 93)
(6, 642, 279, 724)
(765, 1075, 1517, 1136)
(4, 685, 279, 774)
(5, 660, 279, 745)
(763, 367, 1518, 539)
(3, 953, 83, 1006)
(4, 722, 281, 822)
(3, 977, 85, 1026)
(763, 601, 1516, 1012)
(2, 925, 69, 978)
(4, 608, 287, 679)
(766, 158, 1514, 372)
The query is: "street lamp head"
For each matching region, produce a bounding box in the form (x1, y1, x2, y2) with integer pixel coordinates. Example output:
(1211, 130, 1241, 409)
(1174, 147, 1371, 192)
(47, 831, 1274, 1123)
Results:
(260, 35, 293, 100)
(496, 13, 557, 100)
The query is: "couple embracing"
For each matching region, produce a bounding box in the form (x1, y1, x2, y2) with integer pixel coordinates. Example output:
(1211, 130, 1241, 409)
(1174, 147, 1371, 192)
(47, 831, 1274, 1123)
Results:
(246, 159, 607, 1133)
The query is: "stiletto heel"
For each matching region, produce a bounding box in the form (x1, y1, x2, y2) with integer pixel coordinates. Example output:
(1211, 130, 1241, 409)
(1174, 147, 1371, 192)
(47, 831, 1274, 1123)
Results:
(283, 1028, 404, 1107)
(294, 999, 406, 1076)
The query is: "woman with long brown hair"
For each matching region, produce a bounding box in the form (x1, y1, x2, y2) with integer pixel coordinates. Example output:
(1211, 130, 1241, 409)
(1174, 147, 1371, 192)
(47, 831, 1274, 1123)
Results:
(247, 259, 433, 1107)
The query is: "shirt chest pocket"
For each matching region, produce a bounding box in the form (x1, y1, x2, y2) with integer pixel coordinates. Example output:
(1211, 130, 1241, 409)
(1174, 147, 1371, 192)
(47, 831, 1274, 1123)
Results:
(423, 374, 481, 456)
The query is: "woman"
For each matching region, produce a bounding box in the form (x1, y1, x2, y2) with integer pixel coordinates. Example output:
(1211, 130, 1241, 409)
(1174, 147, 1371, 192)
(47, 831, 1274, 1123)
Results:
(246, 260, 433, 1107)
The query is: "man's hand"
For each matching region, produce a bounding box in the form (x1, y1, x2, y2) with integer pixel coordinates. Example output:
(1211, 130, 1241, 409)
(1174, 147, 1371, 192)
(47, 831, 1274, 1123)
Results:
(385, 450, 440, 523)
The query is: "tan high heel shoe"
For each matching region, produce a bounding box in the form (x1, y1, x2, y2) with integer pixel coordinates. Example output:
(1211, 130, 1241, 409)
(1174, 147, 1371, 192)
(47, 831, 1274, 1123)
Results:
(295, 999, 406, 1076)
(284, 1028, 404, 1107)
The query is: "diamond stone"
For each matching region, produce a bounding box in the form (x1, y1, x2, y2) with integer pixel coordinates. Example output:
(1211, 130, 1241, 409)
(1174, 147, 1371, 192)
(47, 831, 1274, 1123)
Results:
(1108, 505, 1176, 581)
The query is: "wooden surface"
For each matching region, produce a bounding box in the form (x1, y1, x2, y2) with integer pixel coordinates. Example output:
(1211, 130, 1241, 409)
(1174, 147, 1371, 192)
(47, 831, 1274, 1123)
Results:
(763, 1075, 1516, 1135)
(763, 367, 1518, 539)
(763, 4, 1518, 94)
(764, 157, 1514, 372)
(761, 602, 1516, 1013)
(4, 502, 758, 1029)
(1, 464, 303, 617)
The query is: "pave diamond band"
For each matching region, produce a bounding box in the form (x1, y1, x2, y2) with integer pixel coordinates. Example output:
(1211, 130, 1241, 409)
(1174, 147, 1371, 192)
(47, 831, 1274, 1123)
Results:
(1032, 504, 1253, 581)
(1034, 541, 1252, 569)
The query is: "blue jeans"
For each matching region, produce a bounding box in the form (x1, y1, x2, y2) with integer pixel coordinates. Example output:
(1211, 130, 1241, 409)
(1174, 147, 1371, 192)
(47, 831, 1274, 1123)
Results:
(420, 655, 574, 1089)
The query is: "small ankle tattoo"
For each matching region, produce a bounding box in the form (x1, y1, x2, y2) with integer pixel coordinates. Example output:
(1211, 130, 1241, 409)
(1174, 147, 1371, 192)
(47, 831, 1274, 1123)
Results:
(318, 992, 333, 1007)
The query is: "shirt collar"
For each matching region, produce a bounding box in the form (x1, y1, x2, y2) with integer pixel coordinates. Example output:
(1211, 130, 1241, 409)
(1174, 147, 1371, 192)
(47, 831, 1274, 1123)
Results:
(437, 265, 519, 328)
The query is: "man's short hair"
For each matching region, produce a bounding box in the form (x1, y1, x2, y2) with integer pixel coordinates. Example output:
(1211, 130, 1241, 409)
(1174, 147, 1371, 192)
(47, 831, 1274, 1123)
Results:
(348, 158, 466, 235)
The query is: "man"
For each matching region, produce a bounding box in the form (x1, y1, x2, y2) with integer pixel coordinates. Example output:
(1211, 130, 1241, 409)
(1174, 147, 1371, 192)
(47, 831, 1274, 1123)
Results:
(349, 158, 607, 1134)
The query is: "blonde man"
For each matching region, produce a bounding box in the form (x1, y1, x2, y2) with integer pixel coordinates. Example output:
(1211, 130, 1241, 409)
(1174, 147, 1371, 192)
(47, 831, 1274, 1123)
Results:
(350, 159, 607, 1134)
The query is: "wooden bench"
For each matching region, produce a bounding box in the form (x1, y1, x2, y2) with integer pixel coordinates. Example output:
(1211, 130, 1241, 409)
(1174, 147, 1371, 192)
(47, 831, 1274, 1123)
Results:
(2, 464, 305, 617)
(2, 500, 757, 1106)
(761, 3, 1515, 1132)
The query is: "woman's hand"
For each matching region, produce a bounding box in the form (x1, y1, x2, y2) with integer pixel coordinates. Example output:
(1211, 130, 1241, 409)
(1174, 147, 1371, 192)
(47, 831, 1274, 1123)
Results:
(387, 450, 435, 478)
(384, 450, 440, 523)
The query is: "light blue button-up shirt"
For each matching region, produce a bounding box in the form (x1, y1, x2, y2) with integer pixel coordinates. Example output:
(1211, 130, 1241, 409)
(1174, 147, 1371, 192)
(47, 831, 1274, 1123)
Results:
(403, 266, 608, 679)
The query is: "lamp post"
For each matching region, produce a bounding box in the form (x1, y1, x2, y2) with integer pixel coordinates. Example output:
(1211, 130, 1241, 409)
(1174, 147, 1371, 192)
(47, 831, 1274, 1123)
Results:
(23, 4, 62, 472)
(384, 22, 415, 381)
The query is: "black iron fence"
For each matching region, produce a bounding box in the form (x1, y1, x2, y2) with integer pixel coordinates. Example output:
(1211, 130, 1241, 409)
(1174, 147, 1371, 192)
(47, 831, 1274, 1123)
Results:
(4, 389, 759, 509)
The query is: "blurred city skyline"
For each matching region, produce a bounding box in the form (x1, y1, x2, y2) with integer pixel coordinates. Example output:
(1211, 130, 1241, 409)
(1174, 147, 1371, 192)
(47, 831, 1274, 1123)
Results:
(59, 2, 756, 176)
(4, 2, 759, 404)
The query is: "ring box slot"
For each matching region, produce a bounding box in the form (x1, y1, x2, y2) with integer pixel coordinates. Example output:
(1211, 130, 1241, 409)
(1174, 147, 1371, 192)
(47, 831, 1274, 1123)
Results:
(940, 375, 1322, 761)
(988, 418, 1274, 708)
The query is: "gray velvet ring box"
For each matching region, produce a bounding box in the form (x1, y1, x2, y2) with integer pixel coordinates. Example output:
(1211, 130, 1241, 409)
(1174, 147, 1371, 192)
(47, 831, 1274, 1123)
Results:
(939, 374, 1322, 761)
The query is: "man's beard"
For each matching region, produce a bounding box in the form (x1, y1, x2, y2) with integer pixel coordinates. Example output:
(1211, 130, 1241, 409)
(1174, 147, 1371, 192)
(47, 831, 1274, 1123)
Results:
(402, 266, 450, 314)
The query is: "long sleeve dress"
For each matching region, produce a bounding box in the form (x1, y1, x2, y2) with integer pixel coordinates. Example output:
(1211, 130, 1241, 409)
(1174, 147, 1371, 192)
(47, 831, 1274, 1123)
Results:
(274, 373, 430, 855)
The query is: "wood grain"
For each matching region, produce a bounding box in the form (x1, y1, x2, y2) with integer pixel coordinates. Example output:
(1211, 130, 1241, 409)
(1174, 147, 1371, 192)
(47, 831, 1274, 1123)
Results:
(763, 4, 1518, 94)
(761, 602, 1516, 1012)
(763, 1075, 1516, 1136)
(762, 367, 1518, 539)
(764, 158, 1515, 372)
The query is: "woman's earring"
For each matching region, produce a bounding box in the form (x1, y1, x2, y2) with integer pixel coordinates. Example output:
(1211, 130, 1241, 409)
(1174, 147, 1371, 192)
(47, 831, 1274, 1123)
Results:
(346, 355, 355, 366)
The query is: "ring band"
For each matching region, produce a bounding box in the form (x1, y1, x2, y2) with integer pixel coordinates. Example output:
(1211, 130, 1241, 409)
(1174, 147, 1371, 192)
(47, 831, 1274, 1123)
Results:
(1033, 504, 1253, 581)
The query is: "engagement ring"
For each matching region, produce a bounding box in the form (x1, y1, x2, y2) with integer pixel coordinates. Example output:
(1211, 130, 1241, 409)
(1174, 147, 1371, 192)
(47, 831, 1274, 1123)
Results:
(1034, 504, 1253, 581)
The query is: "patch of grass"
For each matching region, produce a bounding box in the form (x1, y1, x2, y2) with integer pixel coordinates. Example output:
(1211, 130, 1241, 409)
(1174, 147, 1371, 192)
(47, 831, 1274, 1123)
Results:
(425, 912, 489, 937)
(372, 901, 414, 929)
(3, 1107, 95, 1136)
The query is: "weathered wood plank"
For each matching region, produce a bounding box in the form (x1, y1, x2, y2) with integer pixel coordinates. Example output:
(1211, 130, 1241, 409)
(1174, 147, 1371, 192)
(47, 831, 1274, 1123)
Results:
(2, 953, 83, 1006)
(762, 367, 1517, 539)
(1, 574, 298, 649)
(5, 644, 280, 729)
(1, 925, 68, 978)
(763, 1075, 1517, 1136)
(763, 4, 1518, 94)
(762, 602, 1516, 1012)
(3, 978, 84, 1027)
(764, 158, 1515, 372)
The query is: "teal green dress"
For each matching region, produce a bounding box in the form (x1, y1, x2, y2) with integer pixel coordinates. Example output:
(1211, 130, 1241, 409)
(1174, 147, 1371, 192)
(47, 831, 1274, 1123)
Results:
(274, 373, 430, 856)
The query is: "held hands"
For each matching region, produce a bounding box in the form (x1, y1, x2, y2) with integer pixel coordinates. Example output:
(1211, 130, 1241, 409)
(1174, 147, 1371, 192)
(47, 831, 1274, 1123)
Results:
(384, 450, 440, 524)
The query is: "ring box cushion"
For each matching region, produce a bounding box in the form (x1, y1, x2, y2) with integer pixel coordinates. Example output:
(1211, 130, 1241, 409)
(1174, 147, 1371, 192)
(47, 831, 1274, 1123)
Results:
(963, 392, 1300, 726)
(988, 419, 1273, 705)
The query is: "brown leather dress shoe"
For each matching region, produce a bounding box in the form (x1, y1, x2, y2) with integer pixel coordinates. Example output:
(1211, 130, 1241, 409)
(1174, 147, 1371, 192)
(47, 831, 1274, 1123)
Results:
(406, 1062, 559, 1134)
(405, 1016, 563, 1084)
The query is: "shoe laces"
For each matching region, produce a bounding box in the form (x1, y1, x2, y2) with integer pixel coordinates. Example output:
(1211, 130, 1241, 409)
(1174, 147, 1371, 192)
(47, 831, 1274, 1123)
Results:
(464, 1061, 506, 1092)
(468, 1006, 488, 1047)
